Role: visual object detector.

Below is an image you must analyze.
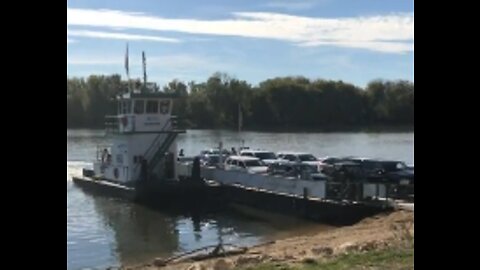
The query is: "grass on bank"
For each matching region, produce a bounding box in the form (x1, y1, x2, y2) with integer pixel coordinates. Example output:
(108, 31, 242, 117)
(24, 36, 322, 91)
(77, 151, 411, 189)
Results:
(240, 246, 414, 270)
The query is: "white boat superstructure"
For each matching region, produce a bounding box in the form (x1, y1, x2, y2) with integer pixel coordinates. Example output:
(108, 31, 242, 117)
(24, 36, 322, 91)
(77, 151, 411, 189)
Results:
(93, 91, 184, 185)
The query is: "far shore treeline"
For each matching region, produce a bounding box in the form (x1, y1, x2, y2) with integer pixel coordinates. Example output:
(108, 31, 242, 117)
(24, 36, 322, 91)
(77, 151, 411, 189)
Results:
(67, 73, 413, 131)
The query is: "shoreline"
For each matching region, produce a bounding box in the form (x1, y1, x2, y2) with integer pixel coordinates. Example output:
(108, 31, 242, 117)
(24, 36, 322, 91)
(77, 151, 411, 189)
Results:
(122, 209, 414, 270)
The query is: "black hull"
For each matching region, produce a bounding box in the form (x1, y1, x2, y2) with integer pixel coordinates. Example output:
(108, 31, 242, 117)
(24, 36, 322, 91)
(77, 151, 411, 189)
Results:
(134, 179, 222, 209)
(72, 176, 221, 207)
(72, 177, 390, 225)
(72, 177, 137, 200)
(221, 186, 390, 226)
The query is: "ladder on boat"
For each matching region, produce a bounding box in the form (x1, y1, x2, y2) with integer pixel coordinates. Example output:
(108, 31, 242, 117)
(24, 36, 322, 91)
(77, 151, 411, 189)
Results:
(147, 131, 179, 174)
(138, 117, 185, 178)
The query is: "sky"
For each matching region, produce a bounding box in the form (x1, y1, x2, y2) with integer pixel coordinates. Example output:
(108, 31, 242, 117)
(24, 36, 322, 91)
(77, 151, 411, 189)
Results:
(67, 0, 414, 88)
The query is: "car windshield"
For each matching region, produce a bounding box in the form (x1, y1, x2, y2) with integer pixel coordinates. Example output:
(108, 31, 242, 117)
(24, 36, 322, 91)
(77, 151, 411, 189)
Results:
(255, 152, 277, 160)
(206, 149, 229, 154)
(208, 156, 220, 163)
(323, 158, 341, 164)
(245, 160, 263, 167)
(302, 164, 319, 173)
(362, 160, 383, 170)
(398, 162, 408, 170)
(299, 154, 318, 162)
(382, 162, 407, 171)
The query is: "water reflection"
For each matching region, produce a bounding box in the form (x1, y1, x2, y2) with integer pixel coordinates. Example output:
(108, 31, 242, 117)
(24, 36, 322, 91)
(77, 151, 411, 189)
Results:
(85, 192, 274, 267)
(90, 196, 180, 266)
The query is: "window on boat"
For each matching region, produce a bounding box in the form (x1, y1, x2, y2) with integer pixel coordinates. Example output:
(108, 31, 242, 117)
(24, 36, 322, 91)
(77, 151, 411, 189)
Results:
(146, 100, 159, 114)
(134, 100, 145, 114)
(122, 101, 132, 114)
(117, 101, 122, 114)
(116, 154, 124, 164)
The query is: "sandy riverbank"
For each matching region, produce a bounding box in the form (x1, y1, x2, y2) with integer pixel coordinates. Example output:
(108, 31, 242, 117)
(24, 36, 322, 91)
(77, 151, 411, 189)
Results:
(121, 209, 414, 270)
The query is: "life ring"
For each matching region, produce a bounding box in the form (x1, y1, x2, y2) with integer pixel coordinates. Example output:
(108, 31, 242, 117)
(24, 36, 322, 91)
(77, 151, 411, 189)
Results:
(114, 168, 119, 179)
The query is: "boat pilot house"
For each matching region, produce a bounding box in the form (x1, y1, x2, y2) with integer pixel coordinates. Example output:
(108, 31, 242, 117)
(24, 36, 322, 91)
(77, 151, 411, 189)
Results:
(98, 92, 183, 185)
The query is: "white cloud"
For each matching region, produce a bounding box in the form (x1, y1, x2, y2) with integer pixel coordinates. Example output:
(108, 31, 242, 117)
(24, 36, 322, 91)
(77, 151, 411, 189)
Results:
(299, 40, 413, 53)
(264, 0, 327, 11)
(67, 29, 180, 43)
(67, 38, 75, 44)
(67, 8, 413, 53)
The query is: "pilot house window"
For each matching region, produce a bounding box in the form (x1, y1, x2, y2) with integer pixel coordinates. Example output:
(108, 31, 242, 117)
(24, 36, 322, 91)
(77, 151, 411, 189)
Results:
(122, 101, 131, 114)
(146, 100, 159, 114)
(134, 100, 145, 114)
